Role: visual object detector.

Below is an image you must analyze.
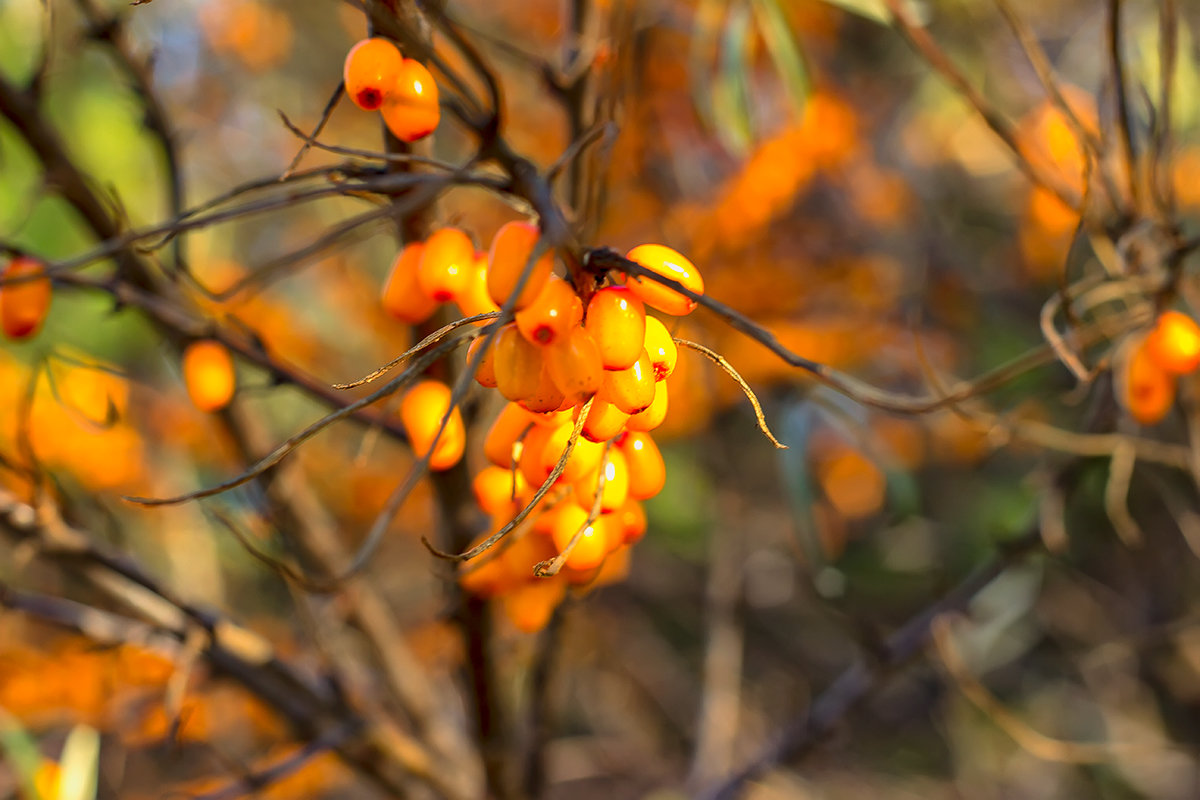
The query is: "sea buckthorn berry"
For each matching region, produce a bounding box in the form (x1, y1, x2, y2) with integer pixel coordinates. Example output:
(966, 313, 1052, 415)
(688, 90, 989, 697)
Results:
(517, 423, 557, 487)
(624, 244, 704, 316)
(459, 544, 508, 598)
(400, 379, 465, 470)
(1145, 310, 1200, 375)
(484, 402, 533, 468)
(183, 340, 236, 413)
(381, 58, 440, 143)
(467, 336, 497, 388)
(585, 286, 646, 370)
(382, 242, 439, 323)
(344, 37, 403, 111)
(573, 448, 629, 514)
(616, 499, 647, 545)
(600, 349, 656, 415)
(546, 326, 603, 404)
(502, 574, 566, 633)
(625, 379, 668, 432)
(417, 227, 474, 303)
(550, 504, 610, 572)
(487, 221, 554, 311)
(518, 364, 567, 414)
(523, 406, 571, 428)
(1, 256, 52, 340)
(619, 431, 666, 500)
(456, 252, 500, 323)
(643, 316, 677, 380)
(516, 276, 583, 347)
(1117, 336, 1175, 426)
(494, 323, 543, 402)
(541, 423, 606, 484)
(578, 393, 629, 443)
(500, 528, 558, 579)
(472, 466, 527, 515)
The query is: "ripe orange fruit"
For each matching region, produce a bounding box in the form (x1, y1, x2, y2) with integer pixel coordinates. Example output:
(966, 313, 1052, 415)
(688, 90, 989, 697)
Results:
(183, 339, 236, 412)
(600, 350, 656, 414)
(502, 576, 566, 633)
(344, 37, 403, 111)
(573, 448, 629, 513)
(624, 244, 704, 316)
(643, 316, 677, 380)
(585, 286, 646, 370)
(467, 336, 497, 388)
(381, 58, 440, 142)
(487, 221, 555, 311)
(472, 465, 528, 515)
(493, 322, 544, 402)
(399, 379, 465, 471)
(516, 276, 583, 346)
(518, 364, 567, 414)
(625, 380, 668, 432)
(417, 228, 474, 303)
(1, 256, 52, 339)
(1117, 336, 1176, 426)
(382, 242, 439, 323)
(615, 499, 647, 545)
(578, 393, 629, 443)
(546, 326, 603, 404)
(550, 504, 609, 571)
(455, 252, 500, 322)
(619, 431, 665, 500)
(540, 422, 606, 483)
(484, 402, 533, 468)
(517, 423, 557, 487)
(1144, 310, 1200, 375)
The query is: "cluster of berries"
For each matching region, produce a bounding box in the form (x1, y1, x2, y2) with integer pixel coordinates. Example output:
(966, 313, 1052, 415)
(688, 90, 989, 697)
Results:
(1120, 310, 1200, 425)
(343, 37, 439, 143)
(385, 222, 704, 631)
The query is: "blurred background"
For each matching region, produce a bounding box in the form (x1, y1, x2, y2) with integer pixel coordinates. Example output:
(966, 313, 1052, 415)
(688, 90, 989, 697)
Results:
(3, 0, 1200, 797)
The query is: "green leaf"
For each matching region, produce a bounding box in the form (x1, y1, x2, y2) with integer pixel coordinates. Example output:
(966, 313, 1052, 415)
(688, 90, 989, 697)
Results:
(751, 0, 811, 117)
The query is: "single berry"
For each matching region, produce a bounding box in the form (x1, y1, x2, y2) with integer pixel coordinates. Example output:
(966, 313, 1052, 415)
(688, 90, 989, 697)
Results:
(1144, 310, 1200, 375)
(624, 243, 704, 316)
(381, 58, 440, 142)
(487, 221, 554, 311)
(467, 336, 497, 388)
(643, 316, 677, 380)
(382, 242, 439, 323)
(516, 276, 583, 346)
(585, 285, 646, 370)
(183, 339, 236, 413)
(625, 379, 668, 432)
(619, 431, 666, 500)
(456, 251, 500, 323)
(417, 227, 474, 303)
(1, 256, 51, 340)
(400, 379, 465, 471)
(484, 402, 533, 469)
(1118, 336, 1175, 426)
(344, 37, 404, 111)
(600, 349, 656, 414)
(494, 322, 544, 402)
(546, 326, 603, 404)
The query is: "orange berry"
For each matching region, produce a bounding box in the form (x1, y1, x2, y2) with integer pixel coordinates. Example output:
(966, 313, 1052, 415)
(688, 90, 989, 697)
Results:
(1118, 336, 1176, 426)
(523, 406, 571, 428)
(600, 349, 656, 414)
(625, 380, 668, 432)
(585, 286, 646, 370)
(344, 37, 403, 111)
(183, 340, 236, 412)
(493, 322, 543, 402)
(456, 252, 500, 322)
(484, 402, 533, 468)
(518, 363, 566, 414)
(578, 393, 630, 443)
(502, 577, 566, 633)
(1, 256, 51, 339)
(487, 221, 554, 311)
(417, 227, 474, 303)
(516, 276, 583, 346)
(643, 316, 677, 380)
(467, 336, 497, 388)
(381, 58, 440, 142)
(615, 499, 647, 545)
(546, 326, 604, 404)
(550, 504, 609, 571)
(473, 465, 527, 515)
(400, 379, 465, 471)
(624, 244, 704, 316)
(541, 422, 606, 483)
(517, 423, 557, 488)
(619, 431, 665, 500)
(382, 242, 439, 323)
(1145, 310, 1200, 375)
(573, 448, 629, 513)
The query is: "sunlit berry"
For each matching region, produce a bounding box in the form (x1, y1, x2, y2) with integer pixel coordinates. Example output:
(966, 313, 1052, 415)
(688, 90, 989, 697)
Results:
(540, 422, 606, 483)
(578, 393, 629, 443)
(619, 431, 666, 500)
(600, 349, 656, 414)
(501, 573, 566, 632)
(625, 379, 668, 432)
(585, 286, 645, 370)
(518, 364, 566, 414)
(516, 276, 583, 347)
(546, 326, 603, 404)
(183, 339, 236, 413)
(456, 252, 500, 322)
(550, 504, 609, 572)
(484, 402, 533, 468)
(344, 37, 403, 111)
(417, 227, 474, 303)
(472, 465, 527, 515)
(487, 221, 554, 311)
(382, 242, 439, 323)
(400, 379, 465, 470)
(615, 499, 647, 545)
(0, 256, 51, 340)
(381, 58, 440, 142)
(1145, 310, 1200, 375)
(624, 244, 704, 316)
(1118, 336, 1175, 426)
(573, 448, 629, 514)
(643, 316, 677, 380)
(522, 406, 571, 428)
(494, 322, 544, 402)
(467, 336, 497, 388)
(517, 423, 557, 488)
